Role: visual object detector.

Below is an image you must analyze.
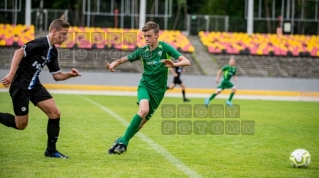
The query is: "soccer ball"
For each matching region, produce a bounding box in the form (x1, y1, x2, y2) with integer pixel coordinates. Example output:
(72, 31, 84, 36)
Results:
(290, 149, 311, 168)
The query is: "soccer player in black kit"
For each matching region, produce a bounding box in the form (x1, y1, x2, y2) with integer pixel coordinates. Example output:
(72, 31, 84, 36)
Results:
(0, 19, 81, 159)
(167, 66, 190, 102)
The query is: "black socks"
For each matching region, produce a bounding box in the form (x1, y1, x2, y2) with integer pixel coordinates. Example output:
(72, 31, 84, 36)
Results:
(182, 89, 186, 99)
(47, 118, 60, 152)
(0, 112, 17, 129)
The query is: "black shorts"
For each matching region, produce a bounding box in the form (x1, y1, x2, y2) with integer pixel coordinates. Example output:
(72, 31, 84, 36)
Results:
(9, 84, 52, 116)
(173, 77, 182, 85)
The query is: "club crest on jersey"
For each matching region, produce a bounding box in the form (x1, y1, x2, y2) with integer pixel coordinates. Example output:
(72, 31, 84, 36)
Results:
(158, 51, 162, 56)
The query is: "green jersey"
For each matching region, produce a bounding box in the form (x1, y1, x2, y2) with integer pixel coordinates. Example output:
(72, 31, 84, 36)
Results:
(221, 65, 236, 81)
(127, 41, 181, 93)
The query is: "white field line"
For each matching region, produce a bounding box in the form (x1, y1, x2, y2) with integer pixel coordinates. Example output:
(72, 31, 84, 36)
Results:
(79, 95, 202, 178)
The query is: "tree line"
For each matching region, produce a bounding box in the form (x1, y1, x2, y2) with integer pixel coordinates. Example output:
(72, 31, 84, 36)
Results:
(0, 0, 318, 35)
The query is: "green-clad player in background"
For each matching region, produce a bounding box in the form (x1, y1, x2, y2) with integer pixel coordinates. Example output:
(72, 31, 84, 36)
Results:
(205, 57, 237, 107)
(106, 21, 190, 154)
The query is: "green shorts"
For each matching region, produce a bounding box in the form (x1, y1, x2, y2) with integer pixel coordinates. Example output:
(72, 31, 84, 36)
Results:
(217, 80, 234, 90)
(138, 84, 165, 120)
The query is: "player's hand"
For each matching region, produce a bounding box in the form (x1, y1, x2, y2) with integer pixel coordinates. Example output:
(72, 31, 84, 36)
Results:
(70, 68, 81, 77)
(215, 78, 219, 83)
(173, 73, 178, 77)
(1, 73, 14, 88)
(106, 62, 116, 72)
(162, 60, 175, 68)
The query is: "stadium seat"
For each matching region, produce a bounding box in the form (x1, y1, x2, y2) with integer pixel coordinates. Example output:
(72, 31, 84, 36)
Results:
(0, 24, 195, 53)
(310, 47, 317, 57)
(199, 31, 319, 57)
(0, 24, 35, 47)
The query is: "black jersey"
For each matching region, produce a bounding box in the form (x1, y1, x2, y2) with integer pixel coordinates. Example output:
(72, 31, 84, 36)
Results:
(175, 66, 183, 77)
(13, 36, 60, 90)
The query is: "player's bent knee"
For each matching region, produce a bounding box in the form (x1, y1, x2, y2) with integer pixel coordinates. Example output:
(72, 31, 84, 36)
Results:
(232, 88, 237, 92)
(16, 125, 27, 130)
(47, 109, 61, 119)
(16, 122, 28, 130)
(53, 109, 61, 118)
(138, 108, 149, 117)
(15, 115, 28, 130)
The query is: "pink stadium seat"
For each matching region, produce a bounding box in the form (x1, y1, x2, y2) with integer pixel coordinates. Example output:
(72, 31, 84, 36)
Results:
(224, 44, 231, 54)
(214, 46, 222, 53)
(250, 46, 257, 55)
(208, 46, 215, 53)
(310, 48, 317, 57)
(292, 48, 299, 56)
(273, 47, 281, 56)
(263, 47, 270, 55)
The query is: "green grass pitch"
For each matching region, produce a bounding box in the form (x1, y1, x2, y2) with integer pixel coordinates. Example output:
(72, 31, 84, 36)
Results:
(0, 92, 318, 178)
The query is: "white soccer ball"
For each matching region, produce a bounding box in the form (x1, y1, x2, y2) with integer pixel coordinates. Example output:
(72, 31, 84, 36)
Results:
(290, 149, 311, 168)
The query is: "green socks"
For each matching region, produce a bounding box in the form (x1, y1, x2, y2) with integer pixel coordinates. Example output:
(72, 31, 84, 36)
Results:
(229, 92, 235, 101)
(209, 93, 217, 101)
(209, 92, 235, 102)
(118, 114, 142, 146)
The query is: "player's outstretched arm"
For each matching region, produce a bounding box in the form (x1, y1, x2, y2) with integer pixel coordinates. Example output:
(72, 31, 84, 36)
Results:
(234, 75, 238, 82)
(162, 55, 190, 68)
(106, 56, 128, 72)
(52, 68, 81, 81)
(216, 70, 222, 83)
(1, 48, 24, 87)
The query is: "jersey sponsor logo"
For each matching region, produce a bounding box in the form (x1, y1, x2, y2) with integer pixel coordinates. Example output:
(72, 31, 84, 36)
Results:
(28, 48, 52, 90)
(32, 61, 47, 69)
(146, 59, 165, 66)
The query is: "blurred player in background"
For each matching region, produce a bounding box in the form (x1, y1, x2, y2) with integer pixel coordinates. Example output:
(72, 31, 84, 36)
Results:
(106, 21, 190, 155)
(0, 19, 81, 159)
(167, 66, 190, 102)
(205, 57, 237, 107)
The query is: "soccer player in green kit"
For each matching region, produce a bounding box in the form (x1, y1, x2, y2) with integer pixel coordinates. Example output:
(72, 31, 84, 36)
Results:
(106, 21, 190, 154)
(205, 57, 237, 107)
